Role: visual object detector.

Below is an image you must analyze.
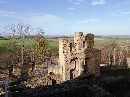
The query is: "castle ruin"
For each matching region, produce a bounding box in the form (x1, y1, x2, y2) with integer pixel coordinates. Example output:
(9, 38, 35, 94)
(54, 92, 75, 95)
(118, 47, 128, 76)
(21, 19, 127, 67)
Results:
(0, 32, 101, 87)
(59, 32, 101, 81)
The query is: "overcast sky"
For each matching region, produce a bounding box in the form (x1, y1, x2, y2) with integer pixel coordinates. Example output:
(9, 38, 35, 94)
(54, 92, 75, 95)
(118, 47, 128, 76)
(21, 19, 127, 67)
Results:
(0, 0, 130, 35)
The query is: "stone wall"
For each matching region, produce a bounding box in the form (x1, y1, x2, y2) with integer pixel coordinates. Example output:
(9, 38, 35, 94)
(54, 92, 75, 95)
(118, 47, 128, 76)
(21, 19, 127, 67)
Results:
(0, 32, 101, 87)
(59, 32, 101, 81)
(0, 87, 4, 96)
(26, 73, 62, 88)
(48, 66, 62, 75)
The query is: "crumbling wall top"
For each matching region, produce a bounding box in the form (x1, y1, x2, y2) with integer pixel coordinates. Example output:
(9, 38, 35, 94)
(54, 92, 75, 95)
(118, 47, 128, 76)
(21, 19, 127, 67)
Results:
(85, 33, 94, 48)
(75, 32, 83, 36)
(59, 39, 70, 44)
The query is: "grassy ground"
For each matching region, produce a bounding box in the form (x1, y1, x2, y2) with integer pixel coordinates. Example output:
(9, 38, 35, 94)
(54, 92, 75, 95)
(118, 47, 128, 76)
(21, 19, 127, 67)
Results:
(94, 38, 109, 43)
(0, 39, 10, 53)
(48, 42, 59, 53)
(102, 69, 130, 76)
(0, 39, 34, 53)
(0, 39, 10, 45)
(0, 39, 59, 54)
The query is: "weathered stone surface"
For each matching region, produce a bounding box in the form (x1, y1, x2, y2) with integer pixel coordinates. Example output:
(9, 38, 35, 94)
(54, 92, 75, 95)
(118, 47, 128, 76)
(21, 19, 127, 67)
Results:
(0, 88, 4, 96)
(59, 32, 101, 81)
(0, 32, 101, 89)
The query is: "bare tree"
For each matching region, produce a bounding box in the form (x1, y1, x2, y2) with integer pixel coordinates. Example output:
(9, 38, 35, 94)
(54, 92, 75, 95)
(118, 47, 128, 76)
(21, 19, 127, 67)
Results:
(4, 23, 52, 65)
(4, 23, 33, 64)
(100, 39, 121, 65)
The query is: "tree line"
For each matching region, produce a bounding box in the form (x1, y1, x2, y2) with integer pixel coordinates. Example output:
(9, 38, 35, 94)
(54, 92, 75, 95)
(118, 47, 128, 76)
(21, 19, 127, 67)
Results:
(100, 39, 130, 65)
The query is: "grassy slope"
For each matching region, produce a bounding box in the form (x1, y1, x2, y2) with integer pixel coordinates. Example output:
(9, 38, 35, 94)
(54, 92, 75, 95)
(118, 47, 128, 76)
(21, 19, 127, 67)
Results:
(102, 69, 130, 76)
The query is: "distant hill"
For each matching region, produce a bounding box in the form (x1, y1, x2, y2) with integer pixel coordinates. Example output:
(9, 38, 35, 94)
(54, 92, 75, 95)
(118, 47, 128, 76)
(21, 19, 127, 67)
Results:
(0, 33, 9, 40)
(0, 36, 4, 38)
(0, 33, 4, 38)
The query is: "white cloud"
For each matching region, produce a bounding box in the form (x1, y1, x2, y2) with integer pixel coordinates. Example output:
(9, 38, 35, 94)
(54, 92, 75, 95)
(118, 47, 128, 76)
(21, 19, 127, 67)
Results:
(121, 12, 130, 15)
(110, 12, 119, 16)
(75, 2, 80, 4)
(0, 0, 8, 4)
(30, 15, 60, 23)
(121, 1, 130, 4)
(92, 0, 106, 6)
(0, 10, 24, 19)
(75, 19, 99, 23)
(68, 12, 72, 14)
(110, 12, 116, 15)
(111, 10, 122, 12)
(68, 12, 75, 15)
(114, 10, 122, 12)
(113, 5, 120, 7)
(52, 22, 68, 26)
(76, 0, 84, 2)
(110, 10, 122, 17)
(67, 8, 75, 10)
(75, 0, 84, 4)
(74, 0, 84, 5)
(0, 10, 60, 23)
(68, 0, 72, 2)
(111, 15, 119, 17)
(110, 12, 118, 16)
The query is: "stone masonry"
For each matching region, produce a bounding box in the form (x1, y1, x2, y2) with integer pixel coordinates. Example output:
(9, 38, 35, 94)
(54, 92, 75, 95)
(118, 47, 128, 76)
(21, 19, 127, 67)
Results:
(5, 32, 101, 84)
(59, 32, 101, 81)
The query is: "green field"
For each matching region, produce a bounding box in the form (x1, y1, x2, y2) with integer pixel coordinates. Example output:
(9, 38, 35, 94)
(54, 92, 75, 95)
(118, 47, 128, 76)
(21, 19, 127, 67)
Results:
(0, 39, 59, 54)
(0, 39, 10, 53)
(0, 38, 127, 54)
(94, 38, 109, 43)
(0, 39, 33, 53)
(94, 38, 126, 45)
(48, 42, 59, 53)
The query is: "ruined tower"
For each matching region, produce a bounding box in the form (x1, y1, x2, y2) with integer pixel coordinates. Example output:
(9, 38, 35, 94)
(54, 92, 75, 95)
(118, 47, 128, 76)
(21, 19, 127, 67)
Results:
(74, 32, 84, 52)
(59, 32, 101, 81)
(85, 33, 94, 48)
(84, 33, 101, 76)
(59, 39, 71, 81)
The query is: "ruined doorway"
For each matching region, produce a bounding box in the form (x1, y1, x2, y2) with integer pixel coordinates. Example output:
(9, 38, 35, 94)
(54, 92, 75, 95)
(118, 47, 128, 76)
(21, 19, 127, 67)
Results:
(84, 58, 89, 74)
(70, 58, 77, 80)
(52, 79, 56, 85)
(32, 62, 35, 71)
(70, 69, 73, 80)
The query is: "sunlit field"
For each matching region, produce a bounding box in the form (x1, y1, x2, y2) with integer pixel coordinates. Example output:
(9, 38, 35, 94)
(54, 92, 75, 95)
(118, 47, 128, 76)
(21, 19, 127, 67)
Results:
(0, 38, 59, 54)
(0, 39, 10, 53)
(0, 37, 127, 54)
